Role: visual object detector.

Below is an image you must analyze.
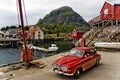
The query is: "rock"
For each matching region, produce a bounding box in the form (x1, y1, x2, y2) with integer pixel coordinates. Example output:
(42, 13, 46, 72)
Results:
(77, 26, 120, 47)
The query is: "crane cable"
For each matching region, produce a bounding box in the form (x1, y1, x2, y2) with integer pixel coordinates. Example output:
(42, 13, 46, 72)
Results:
(23, 0, 29, 26)
(16, 0, 29, 27)
(16, 0, 20, 26)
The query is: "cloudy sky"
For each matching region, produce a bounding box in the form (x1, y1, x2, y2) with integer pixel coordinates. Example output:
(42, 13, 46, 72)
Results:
(0, 0, 119, 28)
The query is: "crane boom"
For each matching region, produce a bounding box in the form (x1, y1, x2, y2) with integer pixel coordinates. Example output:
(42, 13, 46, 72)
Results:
(83, 16, 115, 47)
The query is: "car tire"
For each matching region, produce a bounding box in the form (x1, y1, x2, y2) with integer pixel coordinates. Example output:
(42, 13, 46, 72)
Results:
(74, 68, 82, 79)
(95, 59, 100, 66)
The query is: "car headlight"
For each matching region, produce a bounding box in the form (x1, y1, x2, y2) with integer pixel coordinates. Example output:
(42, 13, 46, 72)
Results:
(53, 64, 57, 68)
(61, 66, 68, 71)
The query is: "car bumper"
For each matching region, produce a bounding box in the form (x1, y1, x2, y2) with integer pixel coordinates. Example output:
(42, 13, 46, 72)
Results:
(53, 68, 74, 76)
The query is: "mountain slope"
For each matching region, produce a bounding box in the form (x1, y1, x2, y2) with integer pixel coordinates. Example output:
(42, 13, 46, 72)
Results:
(38, 6, 89, 27)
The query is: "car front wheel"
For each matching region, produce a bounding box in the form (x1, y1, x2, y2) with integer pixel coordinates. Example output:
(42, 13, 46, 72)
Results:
(74, 68, 82, 79)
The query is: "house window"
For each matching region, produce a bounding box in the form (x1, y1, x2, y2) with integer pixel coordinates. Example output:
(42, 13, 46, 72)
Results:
(104, 8, 108, 14)
(118, 20, 120, 25)
(38, 32, 41, 38)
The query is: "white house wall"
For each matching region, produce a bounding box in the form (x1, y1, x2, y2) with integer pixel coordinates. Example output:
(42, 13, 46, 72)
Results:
(35, 29, 44, 39)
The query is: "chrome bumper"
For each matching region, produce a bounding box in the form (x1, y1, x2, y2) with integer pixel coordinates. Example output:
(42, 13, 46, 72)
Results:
(53, 69, 74, 76)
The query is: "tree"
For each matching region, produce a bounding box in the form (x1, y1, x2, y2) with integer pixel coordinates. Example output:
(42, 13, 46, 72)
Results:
(1, 27, 6, 31)
(10, 25, 17, 29)
(38, 23, 74, 37)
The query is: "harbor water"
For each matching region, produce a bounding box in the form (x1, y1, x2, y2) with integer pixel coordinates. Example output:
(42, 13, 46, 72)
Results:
(0, 48, 21, 66)
(0, 47, 52, 66)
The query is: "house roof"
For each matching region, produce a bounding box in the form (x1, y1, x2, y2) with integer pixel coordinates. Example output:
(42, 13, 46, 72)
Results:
(0, 31, 4, 35)
(73, 28, 89, 33)
(28, 25, 49, 33)
(28, 27, 46, 33)
(28, 29, 37, 33)
(107, 0, 120, 5)
(105, 0, 120, 5)
(7, 29, 18, 35)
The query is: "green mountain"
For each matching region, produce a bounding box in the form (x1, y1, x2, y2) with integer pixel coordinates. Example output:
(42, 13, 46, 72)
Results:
(38, 6, 90, 28)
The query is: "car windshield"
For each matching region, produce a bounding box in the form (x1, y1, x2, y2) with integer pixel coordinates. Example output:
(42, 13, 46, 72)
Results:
(69, 50, 84, 57)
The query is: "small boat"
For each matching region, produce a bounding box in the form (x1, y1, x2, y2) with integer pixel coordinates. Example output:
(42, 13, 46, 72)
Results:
(48, 44, 58, 51)
(28, 44, 58, 52)
(94, 42, 120, 49)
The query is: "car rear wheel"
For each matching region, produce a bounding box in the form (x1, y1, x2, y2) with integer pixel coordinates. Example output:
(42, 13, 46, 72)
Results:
(74, 68, 82, 79)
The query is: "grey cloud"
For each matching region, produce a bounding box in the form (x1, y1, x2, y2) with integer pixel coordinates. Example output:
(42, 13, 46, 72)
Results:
(0, 0, 109, 28)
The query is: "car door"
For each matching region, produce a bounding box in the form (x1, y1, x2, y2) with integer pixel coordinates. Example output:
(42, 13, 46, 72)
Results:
(82, 52, 93, 71)
(90, 49, 98, 66)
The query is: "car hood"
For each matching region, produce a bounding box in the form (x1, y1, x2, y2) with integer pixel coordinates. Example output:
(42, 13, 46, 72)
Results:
(54, 55, 83, 67)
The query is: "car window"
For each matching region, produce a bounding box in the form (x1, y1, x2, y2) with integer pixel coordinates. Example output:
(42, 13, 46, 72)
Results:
(69, 50, 84, 57)
(90, 49, 96, 54)
(84, 51, 90, 57)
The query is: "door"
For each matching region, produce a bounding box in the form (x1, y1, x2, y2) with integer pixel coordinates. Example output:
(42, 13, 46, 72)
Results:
(82, 52, 93, 71)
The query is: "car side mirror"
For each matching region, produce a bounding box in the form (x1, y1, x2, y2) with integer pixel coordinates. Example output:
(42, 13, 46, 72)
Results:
(83, 55, 87, 58)
(90, 49, 96, 54)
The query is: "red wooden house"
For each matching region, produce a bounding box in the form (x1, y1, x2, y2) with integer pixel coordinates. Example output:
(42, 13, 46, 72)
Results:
(68, 29, 86, 39)
(90, 1, 120, 27)
(17, 30, 28, 38)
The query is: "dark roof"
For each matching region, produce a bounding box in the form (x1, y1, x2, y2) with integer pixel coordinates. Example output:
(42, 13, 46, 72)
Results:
(114, 4, 120, 6)
(73, 28, 89, 33)
(0, 31, 4, 35)
(106, 1, 120, 5)
(8, 29, 18, 35)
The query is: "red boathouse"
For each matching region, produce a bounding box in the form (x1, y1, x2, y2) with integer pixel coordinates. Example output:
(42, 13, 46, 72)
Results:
(68, 29, 86, 39)
(90, 1, 120, 27)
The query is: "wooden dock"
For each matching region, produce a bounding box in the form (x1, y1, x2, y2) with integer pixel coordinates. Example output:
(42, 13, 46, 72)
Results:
(0, 38, 20, 47)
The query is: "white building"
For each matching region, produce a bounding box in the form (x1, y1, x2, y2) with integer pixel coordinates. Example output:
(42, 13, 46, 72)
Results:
(0, 31, 4, 38)
(28, 25, 45, 39)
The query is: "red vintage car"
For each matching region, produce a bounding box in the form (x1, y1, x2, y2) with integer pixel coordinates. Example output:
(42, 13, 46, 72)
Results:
(52, 47, 101, 78)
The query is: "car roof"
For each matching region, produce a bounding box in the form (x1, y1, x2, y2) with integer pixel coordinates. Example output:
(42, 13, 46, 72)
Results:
(72, 47, 91, 51)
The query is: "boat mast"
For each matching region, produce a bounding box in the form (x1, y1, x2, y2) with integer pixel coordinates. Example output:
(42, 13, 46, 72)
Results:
(18, 0, 29, 68)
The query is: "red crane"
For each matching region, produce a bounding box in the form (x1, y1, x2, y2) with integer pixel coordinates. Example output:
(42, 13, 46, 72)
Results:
(17, 0, 31, 69)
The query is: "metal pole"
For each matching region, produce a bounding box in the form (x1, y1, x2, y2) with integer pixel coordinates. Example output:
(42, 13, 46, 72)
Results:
(18, 0, 29, 68)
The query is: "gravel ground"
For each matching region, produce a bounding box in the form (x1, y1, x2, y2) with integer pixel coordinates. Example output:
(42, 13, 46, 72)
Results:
(0, 50, 120, 80)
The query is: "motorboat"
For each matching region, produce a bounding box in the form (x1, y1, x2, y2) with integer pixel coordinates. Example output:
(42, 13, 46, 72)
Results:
(94, 42, 120, 49)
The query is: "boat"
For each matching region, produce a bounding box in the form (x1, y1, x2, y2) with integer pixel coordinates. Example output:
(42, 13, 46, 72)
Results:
(48, 44, 58, 51)
(94, 42, 120, 49)
(28, 44, 58, 52)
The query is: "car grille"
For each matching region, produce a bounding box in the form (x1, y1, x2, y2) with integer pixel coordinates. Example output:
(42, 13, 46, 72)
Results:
(54, 64, 67, 71)
(56, 64, 61, 70)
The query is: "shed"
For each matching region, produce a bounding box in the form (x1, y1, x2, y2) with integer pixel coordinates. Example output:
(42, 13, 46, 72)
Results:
(68, 28, 87, 39)
(100, 1, 120, 20)
(90, 1, 120, 27)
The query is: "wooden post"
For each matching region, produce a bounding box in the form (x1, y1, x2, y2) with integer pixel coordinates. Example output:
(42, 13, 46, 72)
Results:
(116, 20, 118, 26)
(111, 20, 113, 26)
(102, 21, 104, 27)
